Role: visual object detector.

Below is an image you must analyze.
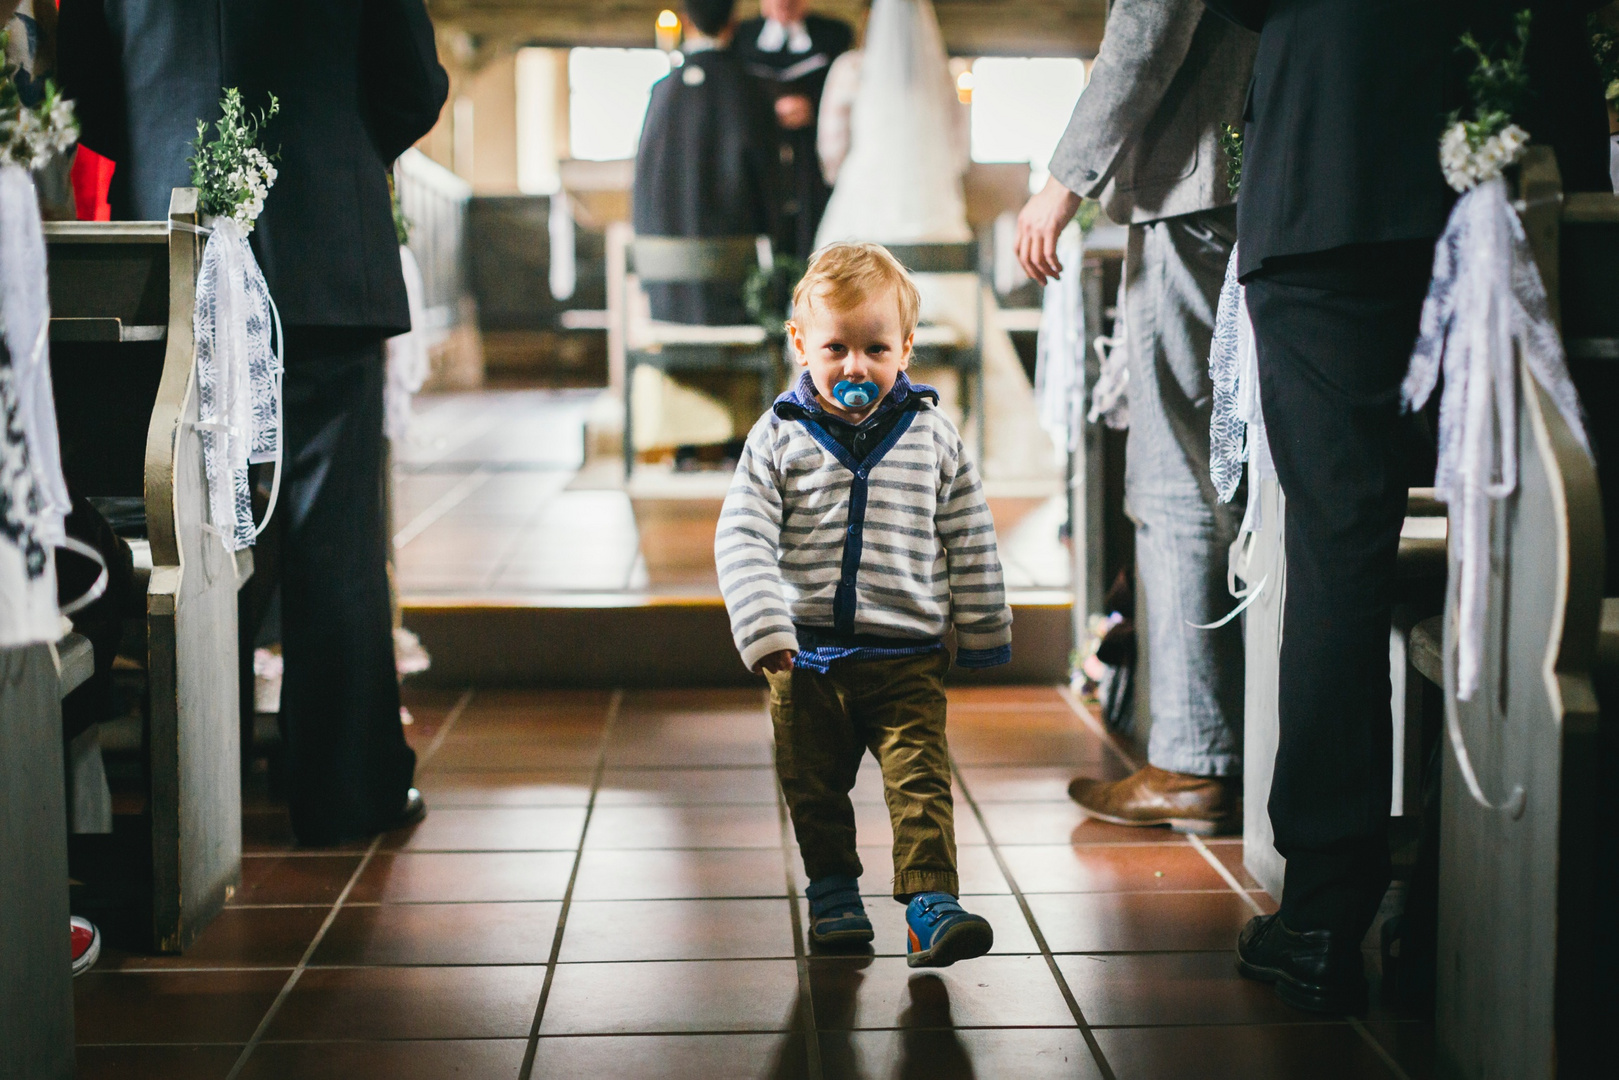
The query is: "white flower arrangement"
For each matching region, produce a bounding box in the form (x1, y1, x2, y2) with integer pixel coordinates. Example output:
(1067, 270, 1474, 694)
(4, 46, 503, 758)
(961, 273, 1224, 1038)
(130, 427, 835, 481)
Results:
(189, 88, 279, 232)
(1440, 11, 1533, 193)
(1440, 120, 1530, 192)
(0, 31, 78, 172)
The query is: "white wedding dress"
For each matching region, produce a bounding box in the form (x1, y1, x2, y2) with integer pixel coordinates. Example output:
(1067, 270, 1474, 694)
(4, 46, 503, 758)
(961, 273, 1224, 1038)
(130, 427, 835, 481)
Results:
(814, 0, 1056, 481)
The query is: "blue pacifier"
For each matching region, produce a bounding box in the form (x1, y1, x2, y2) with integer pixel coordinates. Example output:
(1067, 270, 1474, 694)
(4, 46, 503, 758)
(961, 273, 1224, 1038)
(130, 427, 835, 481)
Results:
(832, 380, 881, 409)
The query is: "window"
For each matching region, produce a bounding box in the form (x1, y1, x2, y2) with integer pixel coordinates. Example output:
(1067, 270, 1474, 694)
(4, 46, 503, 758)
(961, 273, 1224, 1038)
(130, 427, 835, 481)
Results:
(969, 57, 1088, 188)
(567, 47, 673, 162)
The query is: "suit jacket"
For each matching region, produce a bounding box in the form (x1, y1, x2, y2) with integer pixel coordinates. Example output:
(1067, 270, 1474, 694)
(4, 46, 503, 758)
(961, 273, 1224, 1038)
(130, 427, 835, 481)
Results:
(1047, 0, 1257, 225)
(58, 0, 448, 333)
(1205, 0, 1611, 276)
(632, 46, 779, 324)
(734, 14, 854, 257)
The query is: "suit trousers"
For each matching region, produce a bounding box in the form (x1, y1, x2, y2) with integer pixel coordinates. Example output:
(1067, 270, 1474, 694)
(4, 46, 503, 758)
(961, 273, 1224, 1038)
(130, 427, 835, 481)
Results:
(1245, 242, 1433, 938)
(1123, 207, 1245, 777)
(277, 329, 415, 845)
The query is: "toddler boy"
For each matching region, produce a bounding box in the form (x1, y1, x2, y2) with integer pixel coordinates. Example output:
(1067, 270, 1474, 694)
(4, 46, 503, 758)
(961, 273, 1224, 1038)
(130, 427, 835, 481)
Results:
(716, 242, 1011, 966)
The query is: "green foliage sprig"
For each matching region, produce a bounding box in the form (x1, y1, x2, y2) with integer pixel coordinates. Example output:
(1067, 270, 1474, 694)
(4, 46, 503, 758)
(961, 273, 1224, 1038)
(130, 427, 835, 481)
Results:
(1074, 199, 1101, 236)
(1219, 123, 1243, 197)
(188, 89, 280, 231)
(744, 255, 808, 336)
(1590, 18, 1619, 107)
(1440, 10, 1533, 192)
(389, 173, 412, 246)
(0, 29, 78, 171)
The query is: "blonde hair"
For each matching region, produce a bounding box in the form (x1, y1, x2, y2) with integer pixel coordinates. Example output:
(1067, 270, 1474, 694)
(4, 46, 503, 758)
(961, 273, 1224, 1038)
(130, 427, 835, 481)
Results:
(791, 242, 921, 338)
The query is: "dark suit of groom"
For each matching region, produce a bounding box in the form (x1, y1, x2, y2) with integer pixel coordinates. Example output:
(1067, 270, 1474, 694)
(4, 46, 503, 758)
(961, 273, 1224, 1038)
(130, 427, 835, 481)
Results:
(60, 0, 449, 845)
(1202, 0, 1609, 1010)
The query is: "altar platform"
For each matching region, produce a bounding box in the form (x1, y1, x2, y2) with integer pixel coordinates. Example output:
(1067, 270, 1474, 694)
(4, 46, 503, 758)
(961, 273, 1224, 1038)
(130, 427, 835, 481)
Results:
(393, 389, 1075, 686)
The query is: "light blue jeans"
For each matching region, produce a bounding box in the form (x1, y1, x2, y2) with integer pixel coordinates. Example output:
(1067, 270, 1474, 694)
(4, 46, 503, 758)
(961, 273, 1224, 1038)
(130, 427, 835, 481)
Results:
(1122, 207, 1244, 777)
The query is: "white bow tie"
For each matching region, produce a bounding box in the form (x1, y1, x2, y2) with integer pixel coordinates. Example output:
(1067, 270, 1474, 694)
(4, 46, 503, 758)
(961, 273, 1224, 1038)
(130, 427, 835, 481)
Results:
(757, 18, 812, 54)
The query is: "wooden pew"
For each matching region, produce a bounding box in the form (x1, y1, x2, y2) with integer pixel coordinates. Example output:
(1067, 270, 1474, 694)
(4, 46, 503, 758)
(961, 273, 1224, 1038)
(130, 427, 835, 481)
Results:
(45, 188, 246, 953)
(1408, 148, 1613, 1078)
(0, 633, 92, 1080)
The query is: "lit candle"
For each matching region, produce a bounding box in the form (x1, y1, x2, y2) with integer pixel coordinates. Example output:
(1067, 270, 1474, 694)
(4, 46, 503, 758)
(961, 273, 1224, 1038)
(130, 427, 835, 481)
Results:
(955, 69, 975, 105)
(655, 9, 682, 53)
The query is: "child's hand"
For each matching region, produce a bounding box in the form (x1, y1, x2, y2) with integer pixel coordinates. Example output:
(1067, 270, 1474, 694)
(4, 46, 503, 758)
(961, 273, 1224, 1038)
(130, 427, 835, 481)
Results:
(754, 649, 796, 675)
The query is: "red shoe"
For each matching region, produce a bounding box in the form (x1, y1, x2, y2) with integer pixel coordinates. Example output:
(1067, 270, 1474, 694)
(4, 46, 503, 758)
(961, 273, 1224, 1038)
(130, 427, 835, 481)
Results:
(71, 916, 101, 977)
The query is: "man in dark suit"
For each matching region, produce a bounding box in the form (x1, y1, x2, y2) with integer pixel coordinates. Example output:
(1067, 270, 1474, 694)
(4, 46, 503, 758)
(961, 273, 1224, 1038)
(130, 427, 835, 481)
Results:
(634, 0, 779, 325)
(1203, 0, 1610, 1013)
(734, 0, 853, 258)
(59, 0, 449, 846)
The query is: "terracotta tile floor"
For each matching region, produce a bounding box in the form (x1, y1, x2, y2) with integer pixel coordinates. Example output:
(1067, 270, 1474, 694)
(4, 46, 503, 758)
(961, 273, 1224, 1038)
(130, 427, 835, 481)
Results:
(391, 390, 1072, 601)
(75, 685, 1431, 1079)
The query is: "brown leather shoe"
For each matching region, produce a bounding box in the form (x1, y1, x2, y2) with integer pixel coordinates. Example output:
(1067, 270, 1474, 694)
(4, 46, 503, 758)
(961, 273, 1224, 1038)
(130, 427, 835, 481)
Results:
(1067, 764, 1238, 836)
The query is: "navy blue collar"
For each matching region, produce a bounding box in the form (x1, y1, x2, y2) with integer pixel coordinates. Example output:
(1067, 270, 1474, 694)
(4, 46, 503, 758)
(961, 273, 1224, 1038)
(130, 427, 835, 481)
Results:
(772, 371, 937, 426)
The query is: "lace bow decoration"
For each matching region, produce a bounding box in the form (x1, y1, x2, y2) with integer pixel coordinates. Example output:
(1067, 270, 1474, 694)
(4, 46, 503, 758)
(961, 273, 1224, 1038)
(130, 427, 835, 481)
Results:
(1401, 175, 1589, 701)
(1197, 244, 1271, 630)
(192, 217, 283, 551)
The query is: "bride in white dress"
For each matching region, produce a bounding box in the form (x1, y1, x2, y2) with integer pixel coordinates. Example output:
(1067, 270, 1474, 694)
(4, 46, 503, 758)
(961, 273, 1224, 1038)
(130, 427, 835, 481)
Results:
(812, 0, 1056, 481)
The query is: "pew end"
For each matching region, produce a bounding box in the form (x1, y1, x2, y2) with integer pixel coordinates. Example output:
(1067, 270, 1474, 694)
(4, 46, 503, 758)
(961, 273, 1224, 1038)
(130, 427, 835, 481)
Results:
(45, 188, 245, 954)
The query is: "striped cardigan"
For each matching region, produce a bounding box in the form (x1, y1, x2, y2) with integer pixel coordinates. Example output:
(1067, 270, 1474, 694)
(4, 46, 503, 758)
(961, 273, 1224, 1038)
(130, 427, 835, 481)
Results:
(715, 388, 1012, 673)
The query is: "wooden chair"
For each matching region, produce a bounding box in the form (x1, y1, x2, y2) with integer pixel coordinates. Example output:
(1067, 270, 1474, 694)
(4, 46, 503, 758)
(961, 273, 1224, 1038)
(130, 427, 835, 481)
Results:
(1399, 147, 1613, 1078)
(44, 188, 246, 953)
(883, 242, 985, 463)
(620, 235, 777, 478)
(0, 632, 92, 1080)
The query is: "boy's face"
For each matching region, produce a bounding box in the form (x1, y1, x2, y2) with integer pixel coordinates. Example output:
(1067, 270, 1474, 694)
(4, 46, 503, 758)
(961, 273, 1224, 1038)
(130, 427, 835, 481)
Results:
(788, 286, 913, 425)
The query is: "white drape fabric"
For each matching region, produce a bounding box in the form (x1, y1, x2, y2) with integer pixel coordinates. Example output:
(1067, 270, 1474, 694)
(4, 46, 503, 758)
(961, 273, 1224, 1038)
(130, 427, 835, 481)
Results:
(813, 0, 968, 247)
(1401, 176, 1590, 702)
(1034, 223, 1086, 452)
(386, 245, 430, 442)
(193, 217, 283, 552)
(0, 164, 69, 646)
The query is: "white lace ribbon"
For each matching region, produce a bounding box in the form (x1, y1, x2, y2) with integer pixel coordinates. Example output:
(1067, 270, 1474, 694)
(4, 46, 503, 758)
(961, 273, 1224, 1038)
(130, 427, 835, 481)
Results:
(1208, 243, 1271, 508)
(193, 217, 284, 551)
(1401, 175, 1590, 702)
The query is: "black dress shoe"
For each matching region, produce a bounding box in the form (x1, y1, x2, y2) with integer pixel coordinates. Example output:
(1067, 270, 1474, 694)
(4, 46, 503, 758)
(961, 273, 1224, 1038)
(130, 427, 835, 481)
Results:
(381, 787, 428, 831)
(1236, 914, 1367, 1015)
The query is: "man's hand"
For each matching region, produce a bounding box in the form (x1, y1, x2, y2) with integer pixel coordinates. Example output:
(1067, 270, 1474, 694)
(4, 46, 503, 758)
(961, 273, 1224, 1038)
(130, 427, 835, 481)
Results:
(1015, 177, 1084, 285)
(775, 94, 814, 131)
(754, 649, 797, 675)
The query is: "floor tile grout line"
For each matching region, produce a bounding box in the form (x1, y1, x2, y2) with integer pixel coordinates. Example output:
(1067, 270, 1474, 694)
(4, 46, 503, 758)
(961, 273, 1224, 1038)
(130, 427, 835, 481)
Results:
(417, 688, 478, 768)
(518, 689, 623, 1080)
(1185, 834, 1267, 919)
(775, 760, 824, 1080)
(223, 832, 385, 1080)
(1057, 683, 1143, 774)
(952, 755, 1117, 1080)
(393, 468, 493, 550)
(224, 686, 476, 1078)
(1078, 677, 1416, 1080)
(1347, 1017, 1415, 1080)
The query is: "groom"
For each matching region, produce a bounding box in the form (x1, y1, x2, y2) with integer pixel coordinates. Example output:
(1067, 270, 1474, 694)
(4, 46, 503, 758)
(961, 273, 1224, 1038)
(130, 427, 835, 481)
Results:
(1017, 1, 1256, 834)
(60, 0, 448, 845)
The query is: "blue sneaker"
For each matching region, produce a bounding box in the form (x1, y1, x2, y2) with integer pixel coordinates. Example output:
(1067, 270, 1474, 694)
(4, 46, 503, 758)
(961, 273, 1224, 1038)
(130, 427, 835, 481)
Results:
(905, 892, 993, 968)
(805, 875, 873, 947)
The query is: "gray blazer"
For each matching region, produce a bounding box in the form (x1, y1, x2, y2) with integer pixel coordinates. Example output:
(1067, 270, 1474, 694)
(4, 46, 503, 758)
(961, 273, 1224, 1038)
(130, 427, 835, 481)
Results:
(1047, 0, 1256, 225)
